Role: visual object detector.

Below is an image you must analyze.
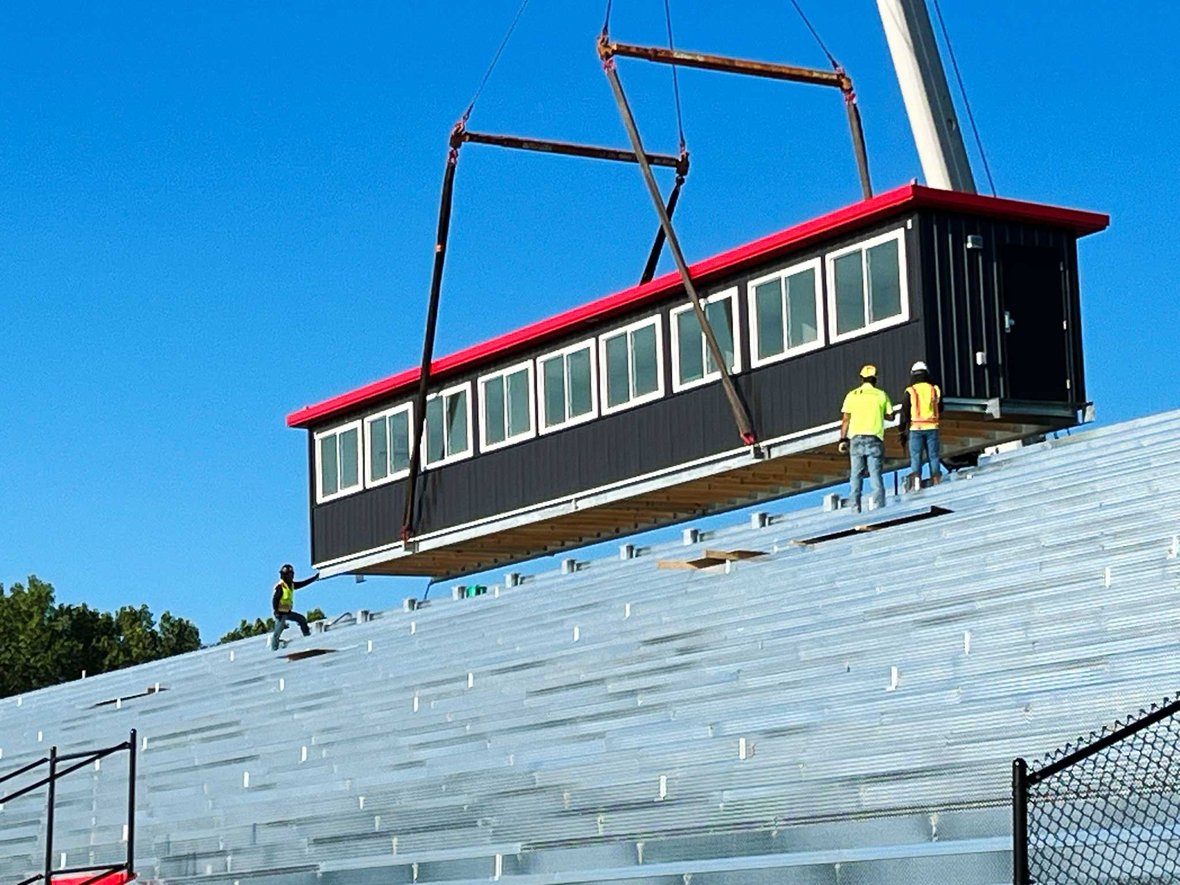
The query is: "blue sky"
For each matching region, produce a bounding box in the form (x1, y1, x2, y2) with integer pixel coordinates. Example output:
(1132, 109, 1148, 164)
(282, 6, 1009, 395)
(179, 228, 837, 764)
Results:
(2, 2, 1177, 642)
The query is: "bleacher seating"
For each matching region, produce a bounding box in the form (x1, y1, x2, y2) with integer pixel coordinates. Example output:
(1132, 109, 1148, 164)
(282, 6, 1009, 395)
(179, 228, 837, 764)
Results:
(2, 409, 1180, 884)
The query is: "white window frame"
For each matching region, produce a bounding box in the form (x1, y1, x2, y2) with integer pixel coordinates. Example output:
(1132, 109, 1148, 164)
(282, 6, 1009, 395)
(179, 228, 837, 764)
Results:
(314, 419, 363, 504)
(363, 402, 414, 489)
(478, 360, 536, 453)
(747, 257, 826, 369)
(825, 228, 909, 344)
(422, 381, 473, 469)
(536, 339, 599, 435)
(670, 287, 742, 393)
(597, 315, 665, 415)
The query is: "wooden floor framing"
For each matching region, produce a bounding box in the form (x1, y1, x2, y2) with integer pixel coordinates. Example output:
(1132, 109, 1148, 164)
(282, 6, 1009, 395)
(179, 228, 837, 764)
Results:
(354, 409, 1073, 579)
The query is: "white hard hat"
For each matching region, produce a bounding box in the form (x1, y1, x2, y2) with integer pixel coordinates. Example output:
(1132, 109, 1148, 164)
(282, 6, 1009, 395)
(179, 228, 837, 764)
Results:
(911, 361, 928, 373)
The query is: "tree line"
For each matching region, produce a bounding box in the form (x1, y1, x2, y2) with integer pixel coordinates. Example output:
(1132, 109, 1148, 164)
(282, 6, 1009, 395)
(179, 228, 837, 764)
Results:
(0, 576, 324, 698)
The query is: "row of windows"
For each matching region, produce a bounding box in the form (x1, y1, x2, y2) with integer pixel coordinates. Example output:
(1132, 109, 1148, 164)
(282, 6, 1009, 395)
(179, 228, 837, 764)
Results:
(314, 229, 908, 503)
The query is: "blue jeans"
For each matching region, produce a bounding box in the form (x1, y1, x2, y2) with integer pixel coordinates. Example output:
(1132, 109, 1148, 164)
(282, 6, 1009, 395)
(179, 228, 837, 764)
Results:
(849, 435, 884, 511)
(271, 611, 310, 649)
(908, 429, 941, 479)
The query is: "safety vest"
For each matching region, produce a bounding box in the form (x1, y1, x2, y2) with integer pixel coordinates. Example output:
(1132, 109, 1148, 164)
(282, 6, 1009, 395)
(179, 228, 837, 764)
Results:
(276, 581, 294, 613)
(906, 382, 941, 429)
(841, 383, 893, 440)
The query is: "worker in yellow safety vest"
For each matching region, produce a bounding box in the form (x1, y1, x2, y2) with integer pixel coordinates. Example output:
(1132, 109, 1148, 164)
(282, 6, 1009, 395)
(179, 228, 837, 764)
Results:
(899, 360, 943, 489)
(271, 563, 319, 650)
(838, 365, 894, 512)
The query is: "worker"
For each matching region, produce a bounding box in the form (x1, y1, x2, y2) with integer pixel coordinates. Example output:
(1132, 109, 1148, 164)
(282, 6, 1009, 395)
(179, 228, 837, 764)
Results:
(270, 563, 319, 650)
(899, 360, 943, 489)
(838, 364, 894, 512)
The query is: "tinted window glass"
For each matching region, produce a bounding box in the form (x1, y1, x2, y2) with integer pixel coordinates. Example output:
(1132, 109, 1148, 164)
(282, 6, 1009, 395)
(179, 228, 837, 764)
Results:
(319, 435, 338, 497)
(483, 375, 506, 445)
(506, 369, 531, 437)
(631, 324, 659, 397)
(567, 348, 593, 418)
(704, 299, 734, 374)
(755, 279, 784, 360)
(425, 397, 445, 463)
(368, 416, 388, 482)
(445, 390, 468, 457)
(676, 309, 704, 383)
(604, 334, 630, 408)
(389, 410, 411, 474)
(834, 252, 866, 335)
(339, 427, 359, 489)
(786, 268, 818, 348)
(867, 238, 902, 322)
(542, 356, 566, 426)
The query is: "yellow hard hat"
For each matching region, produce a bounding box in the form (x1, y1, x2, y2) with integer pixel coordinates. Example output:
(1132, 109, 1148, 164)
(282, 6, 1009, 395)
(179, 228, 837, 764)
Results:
(859, 364, 877, 379)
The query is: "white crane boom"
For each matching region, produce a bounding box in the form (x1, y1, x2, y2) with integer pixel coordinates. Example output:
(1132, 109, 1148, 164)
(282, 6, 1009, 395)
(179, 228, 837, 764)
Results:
(877, 0, 976, 193)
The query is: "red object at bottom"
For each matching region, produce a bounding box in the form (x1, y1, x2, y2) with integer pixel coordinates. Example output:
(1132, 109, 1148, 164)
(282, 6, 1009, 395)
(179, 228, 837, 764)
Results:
(53, 872, 135, 885)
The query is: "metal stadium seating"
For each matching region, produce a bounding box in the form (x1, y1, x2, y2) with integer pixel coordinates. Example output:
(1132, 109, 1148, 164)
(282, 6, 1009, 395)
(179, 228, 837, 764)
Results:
(3, 409, 1179, 884)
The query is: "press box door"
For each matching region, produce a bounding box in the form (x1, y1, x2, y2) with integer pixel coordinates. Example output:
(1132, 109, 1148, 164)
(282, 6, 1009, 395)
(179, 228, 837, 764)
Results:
(998, 244, 1070, 402)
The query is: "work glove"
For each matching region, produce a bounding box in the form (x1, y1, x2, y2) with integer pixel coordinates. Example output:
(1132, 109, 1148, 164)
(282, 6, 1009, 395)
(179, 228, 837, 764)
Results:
(837, 437, 849, 455)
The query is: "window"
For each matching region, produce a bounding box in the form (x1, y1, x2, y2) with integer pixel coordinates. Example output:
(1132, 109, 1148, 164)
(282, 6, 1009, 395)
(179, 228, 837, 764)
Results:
(537, 340, 598, 432)
(479, 362, 535, 451)
(671, 289, 741, 391)
(365, 404, 413, 487)
(315, 420, 362, 503)
(748, 258, 824, 367)
(599, 316, 664, 413)
(424, 383, 472, 467)
(827, 229, 908, 341)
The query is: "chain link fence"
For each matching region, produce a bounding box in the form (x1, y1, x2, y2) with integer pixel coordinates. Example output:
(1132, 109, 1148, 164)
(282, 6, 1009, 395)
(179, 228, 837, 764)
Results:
(1012, 695, 1180, 884)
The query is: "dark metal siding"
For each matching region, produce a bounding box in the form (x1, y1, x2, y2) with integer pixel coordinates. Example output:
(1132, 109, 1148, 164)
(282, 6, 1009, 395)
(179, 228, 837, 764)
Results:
(308, 434, 319, 564)
(309, 208, 1085, 566)
(312, 319, 925, 564)
(918, 213, 1082, 402)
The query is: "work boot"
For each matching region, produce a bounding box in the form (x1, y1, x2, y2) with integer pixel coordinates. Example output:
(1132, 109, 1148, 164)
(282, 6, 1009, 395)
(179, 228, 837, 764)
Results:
(907, 473, 921, 492)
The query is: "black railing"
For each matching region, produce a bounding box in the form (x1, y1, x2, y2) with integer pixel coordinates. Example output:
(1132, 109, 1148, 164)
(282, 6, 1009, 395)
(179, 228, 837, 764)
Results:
(1012, 696, 1180, 884)
(1, 730, 137, 885)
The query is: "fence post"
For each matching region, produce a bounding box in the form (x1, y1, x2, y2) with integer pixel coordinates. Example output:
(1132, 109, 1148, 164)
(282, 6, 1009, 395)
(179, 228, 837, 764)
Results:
(44, 745, 57, 885)
(1012, 756, 1030, 885)
(126, 729, 137, 877)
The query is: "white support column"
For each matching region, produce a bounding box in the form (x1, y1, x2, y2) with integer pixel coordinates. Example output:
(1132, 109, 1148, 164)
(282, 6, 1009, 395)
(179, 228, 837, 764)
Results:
(877, 0, 976, 193)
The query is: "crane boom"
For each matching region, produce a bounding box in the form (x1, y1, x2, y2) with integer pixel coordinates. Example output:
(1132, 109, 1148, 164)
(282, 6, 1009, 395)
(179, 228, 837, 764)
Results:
(877, 0, 976, 193)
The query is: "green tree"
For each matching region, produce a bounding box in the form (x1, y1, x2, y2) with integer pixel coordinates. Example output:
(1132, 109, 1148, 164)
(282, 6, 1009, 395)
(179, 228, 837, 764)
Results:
(160, 610, 201, 656)
(0, 576, 58, 696)
(0, 577, 202, 699)
(218, 607, 326, 644)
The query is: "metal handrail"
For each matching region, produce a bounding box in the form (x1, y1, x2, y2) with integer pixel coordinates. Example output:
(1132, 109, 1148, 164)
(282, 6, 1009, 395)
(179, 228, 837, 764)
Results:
(1, 730, 137, 885)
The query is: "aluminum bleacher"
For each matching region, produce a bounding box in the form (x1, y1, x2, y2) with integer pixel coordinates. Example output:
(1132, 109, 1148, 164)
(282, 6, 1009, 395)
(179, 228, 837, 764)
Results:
(2, 409, 1179, 884)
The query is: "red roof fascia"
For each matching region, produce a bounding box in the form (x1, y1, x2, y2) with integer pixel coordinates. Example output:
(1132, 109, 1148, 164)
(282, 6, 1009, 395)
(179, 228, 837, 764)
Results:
(287, 184, 1107, 428)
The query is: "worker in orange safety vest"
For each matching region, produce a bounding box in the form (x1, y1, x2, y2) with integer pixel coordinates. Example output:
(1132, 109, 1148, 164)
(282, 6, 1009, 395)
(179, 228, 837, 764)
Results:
(899, 360, 943, 489)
